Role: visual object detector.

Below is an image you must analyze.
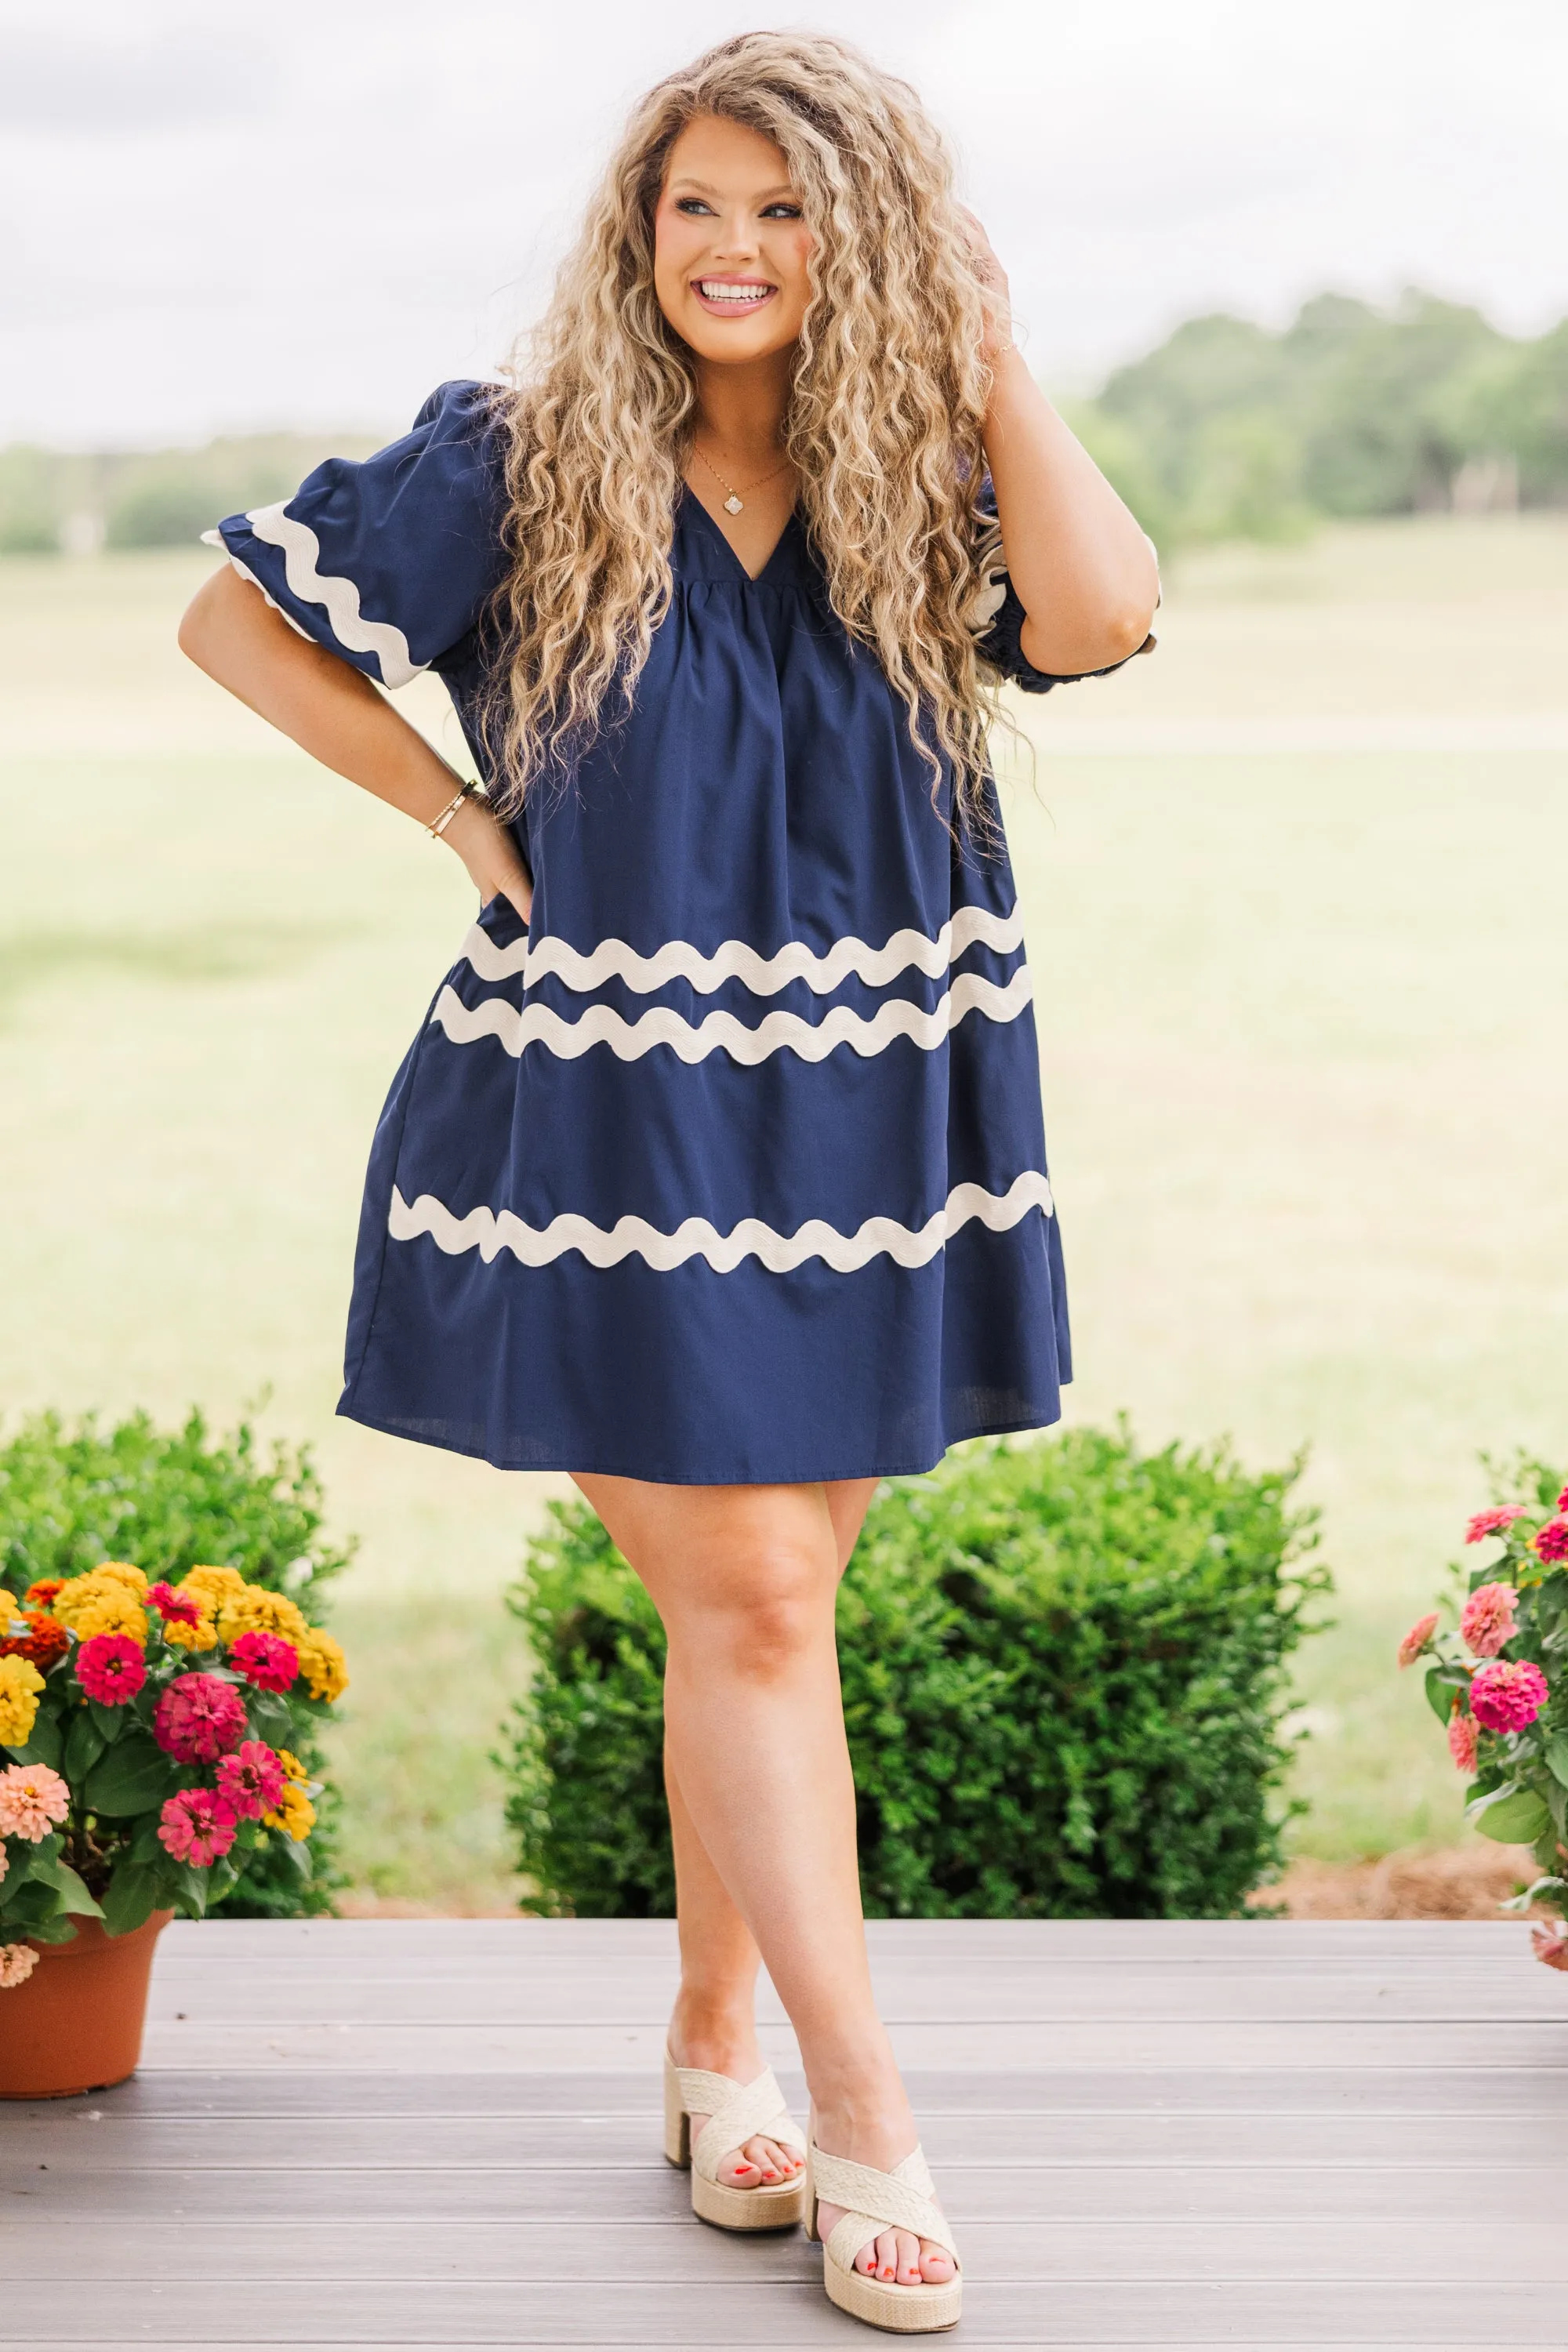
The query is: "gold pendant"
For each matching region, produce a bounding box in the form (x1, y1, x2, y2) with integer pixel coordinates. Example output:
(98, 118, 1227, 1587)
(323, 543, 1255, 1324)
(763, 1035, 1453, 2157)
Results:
(724, 493, 744, 515)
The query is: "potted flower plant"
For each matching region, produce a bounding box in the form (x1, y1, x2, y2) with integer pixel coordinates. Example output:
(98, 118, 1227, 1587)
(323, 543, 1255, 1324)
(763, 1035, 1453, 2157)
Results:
(1, 1559, 346, 2095)
(1399, 1461, 1568, 1969)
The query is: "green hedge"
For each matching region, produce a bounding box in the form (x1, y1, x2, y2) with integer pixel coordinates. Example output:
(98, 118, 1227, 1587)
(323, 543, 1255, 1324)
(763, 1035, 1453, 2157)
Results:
(504, 1428, 1330, 1919)
(0, 1408, 354, 1916)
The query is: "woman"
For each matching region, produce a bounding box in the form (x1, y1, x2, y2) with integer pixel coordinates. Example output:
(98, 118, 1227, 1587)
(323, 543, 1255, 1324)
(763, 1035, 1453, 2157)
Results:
(180, 31, 1156, 2333)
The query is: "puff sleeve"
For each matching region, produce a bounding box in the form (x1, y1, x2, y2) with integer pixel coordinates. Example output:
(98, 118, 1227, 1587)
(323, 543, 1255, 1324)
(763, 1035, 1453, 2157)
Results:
(207, 380, 509, 688)
(967, 478, 1157, 695)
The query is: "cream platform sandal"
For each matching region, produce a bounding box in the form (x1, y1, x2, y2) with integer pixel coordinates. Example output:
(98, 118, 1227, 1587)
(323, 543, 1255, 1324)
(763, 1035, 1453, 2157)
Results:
(662, 2050, 808, 2230)
(805, 2132, 962, 2334)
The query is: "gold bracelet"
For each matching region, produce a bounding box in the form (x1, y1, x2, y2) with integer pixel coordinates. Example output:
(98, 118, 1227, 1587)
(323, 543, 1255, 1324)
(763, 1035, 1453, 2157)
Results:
(426, 782, 477, 840)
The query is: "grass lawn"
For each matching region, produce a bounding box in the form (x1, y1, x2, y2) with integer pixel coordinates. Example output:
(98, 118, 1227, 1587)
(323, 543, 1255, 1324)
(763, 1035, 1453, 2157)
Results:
(2, 516, 1565, 1904)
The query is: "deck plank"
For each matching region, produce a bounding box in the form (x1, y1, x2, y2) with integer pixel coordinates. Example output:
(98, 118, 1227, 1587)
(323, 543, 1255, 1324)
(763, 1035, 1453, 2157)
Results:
(39, 2062, 1558, 2115)
(16, 2218, 1568, 2282)
(10, 2107, 1552, 2166)
(11, 2158, 1563, 2221)
(2, 2278, 1563, 2344)
(140, 1972, 1567, 2022)
(134, 2016, 1568, 2070)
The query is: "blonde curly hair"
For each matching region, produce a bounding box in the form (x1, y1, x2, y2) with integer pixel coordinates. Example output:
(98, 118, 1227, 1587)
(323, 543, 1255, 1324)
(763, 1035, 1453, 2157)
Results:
(486, 30, 1005, 821)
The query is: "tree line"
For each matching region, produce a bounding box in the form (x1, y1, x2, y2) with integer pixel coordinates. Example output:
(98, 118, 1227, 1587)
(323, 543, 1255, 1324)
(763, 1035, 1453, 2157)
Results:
(1, 289, 1564, 556)
(1071, 288, 1568, 549)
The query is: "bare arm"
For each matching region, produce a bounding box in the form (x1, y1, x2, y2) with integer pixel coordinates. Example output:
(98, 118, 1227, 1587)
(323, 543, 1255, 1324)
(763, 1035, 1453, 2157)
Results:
(966, 219, 1160, 680)
(176, 564, 532, 916)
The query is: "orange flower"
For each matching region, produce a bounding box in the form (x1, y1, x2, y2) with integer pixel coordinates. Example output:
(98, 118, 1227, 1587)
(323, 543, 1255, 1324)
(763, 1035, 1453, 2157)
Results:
(0, 1612, 70, 1674)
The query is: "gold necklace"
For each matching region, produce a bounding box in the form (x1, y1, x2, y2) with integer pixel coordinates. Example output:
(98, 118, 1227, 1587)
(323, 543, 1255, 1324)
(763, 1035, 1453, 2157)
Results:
(691, 442, 793, 516)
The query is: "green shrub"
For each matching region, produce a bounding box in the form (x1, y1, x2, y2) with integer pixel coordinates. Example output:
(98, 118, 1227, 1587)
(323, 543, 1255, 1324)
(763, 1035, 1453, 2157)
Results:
(504, 1428, 1330, 1919)
(0, 1408, 354, 1916)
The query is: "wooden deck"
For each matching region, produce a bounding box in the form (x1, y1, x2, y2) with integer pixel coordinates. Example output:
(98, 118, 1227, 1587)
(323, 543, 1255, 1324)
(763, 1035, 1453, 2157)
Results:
(3, 1918, 1565, 2347)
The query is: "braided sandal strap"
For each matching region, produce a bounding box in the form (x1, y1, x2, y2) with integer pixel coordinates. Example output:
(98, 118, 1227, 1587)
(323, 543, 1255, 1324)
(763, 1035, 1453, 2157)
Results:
(810, 2143, 960, 2273)
(671, 2063, 806, 2184)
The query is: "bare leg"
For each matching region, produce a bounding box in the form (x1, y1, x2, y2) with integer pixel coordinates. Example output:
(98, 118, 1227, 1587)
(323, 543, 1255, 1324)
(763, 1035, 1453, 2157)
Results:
(575, 1473, 951, 2289)
(662, 1476, 877, 2190)
(665, 1763, 800, 2188)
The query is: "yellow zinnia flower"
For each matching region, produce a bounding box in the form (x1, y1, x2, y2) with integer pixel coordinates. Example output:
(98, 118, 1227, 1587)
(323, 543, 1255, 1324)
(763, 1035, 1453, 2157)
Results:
(293, 1628, 348, 1704)
(216, 1583, 310, 1649)
(275, 1748, 308, 1783)
(91, 1561, 148, 1596)
(262, 1781, 316, 1842)
(162, 1613, 218, 1652)
(52, 1571, 148, 1648)
(177, 1564, 246, 1610)
(0, 1653, 45, 1745)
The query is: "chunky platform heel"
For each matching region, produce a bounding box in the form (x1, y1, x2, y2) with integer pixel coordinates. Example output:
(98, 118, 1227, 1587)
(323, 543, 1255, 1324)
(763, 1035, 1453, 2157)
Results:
(805, 2131, 961, 2333)
(662, 2049, 807, 2231)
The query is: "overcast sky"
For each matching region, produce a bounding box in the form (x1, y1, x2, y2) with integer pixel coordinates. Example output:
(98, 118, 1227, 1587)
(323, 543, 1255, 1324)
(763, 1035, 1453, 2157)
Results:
(4, 0, 1566, 448)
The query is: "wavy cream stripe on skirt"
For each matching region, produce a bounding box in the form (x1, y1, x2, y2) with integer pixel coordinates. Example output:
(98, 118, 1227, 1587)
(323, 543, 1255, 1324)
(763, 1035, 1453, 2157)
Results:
(388, 1170, 1054, 1274)
(459, 901, 1026, 996)
(430, 965, 1032, 1064)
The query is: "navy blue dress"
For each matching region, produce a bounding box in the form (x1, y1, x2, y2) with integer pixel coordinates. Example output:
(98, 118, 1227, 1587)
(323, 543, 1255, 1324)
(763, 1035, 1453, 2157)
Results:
(214, 379, 1109, 1484)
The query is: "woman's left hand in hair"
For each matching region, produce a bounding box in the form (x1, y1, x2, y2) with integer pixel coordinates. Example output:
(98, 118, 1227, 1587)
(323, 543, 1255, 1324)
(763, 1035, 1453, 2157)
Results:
(968, 217, 1160, 678)
(958, 208, 1014, 367)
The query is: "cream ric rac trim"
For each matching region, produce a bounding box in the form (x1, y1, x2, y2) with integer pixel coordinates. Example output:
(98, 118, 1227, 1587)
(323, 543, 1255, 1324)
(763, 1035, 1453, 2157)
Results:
(200, 534, 318, 645)
(388, 1170, 1053, 1273)
(241, 502, 426, 688)
(430, 965, 1031, 1063)
(459, 902, 1025, 996)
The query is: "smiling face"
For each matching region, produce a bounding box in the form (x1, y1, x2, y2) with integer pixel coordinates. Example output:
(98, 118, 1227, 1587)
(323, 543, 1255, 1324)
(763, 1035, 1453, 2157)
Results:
(652, 113, 814, 366)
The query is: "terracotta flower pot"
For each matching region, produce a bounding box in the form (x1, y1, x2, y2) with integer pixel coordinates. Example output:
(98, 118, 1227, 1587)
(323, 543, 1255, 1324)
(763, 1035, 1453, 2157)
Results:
(0, 1910, 174, 2099)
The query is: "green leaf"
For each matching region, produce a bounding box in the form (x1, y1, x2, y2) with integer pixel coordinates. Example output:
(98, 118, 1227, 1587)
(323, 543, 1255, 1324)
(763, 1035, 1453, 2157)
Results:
(100, 1859, 162, 1937)
(29, 1853, 103, 1918)
(1425, 1668, 1459, 1726)
(7, 1708, 63, 1769)
(172, 1860, 210, 1918)
(87, 1697, 129, 1744)
(82, 1732, 180, 1817)
(248, 1693, 294, 1745)
(64, 1708, 107, 1784)
(21, 1912, 79, 1944)
(205, 1857, 241, 1907)
(1544, 1736, 1568, 1788)
(5, 1875, 69, 1924)
(273, 1834, 312, 1881)
(1468, 1786, 1552, 1844)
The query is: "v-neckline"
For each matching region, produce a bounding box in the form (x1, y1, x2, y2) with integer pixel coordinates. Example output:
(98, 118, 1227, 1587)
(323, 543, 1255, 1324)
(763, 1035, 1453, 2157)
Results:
(681, 485, 800, 585)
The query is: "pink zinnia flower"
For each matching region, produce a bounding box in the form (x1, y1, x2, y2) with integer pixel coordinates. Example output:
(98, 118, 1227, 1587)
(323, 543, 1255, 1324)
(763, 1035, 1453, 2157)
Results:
(1397, 1613, 1439, 1668)
(74, 1632, 147, 1705)
(1470, 1657, 1549, 1733)
(157, 1787, 238, 1867)
(1465, 1505, 1528, 1545)
(0, 1941, 38, 1989)
(1534, 1519, 1568, 1566)
(1532, 1922, 1568, 1972)
(152, 1673, 248, 1764)
(227, 1629, 299, 1693)
(147, 1581, 204, 1629)
(1446, 1706, 1479, 1774)
(1459, 1583, 1519, 1661)
(0, 1761, 71, 1842)
(216, 1739, 285, 1820)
